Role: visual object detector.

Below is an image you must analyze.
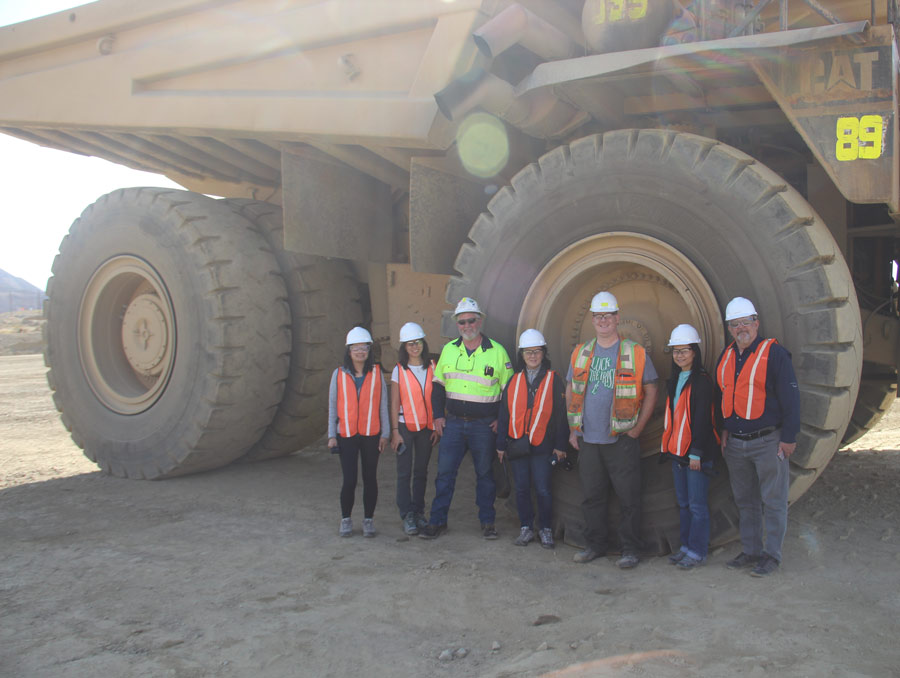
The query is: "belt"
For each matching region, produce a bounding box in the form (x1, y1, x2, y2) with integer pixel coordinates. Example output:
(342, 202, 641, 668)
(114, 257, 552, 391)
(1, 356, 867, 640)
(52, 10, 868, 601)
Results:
(447, 413, 491, 422)
(730, 426, 777, 441)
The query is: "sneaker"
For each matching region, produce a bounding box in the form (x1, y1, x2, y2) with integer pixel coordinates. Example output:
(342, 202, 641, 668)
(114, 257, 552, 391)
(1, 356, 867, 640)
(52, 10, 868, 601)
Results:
(402, 512, 418, 536)
(419, 523, 447, 540)
(573, 547, 602, 563)
(668, 550, 687, 565)
(616, 553, 640, 569)
(513, 526, 534, 546)
(482, 523, 498, 540)
(339, 517, 352, 537)
(362, 518, 376, 538)
(749, 554, 779, 577)
(538, 527, 554, 549)
(415, 513, 428, 531)
(676, 555, 706, 570)
(726, 552, 761, 570)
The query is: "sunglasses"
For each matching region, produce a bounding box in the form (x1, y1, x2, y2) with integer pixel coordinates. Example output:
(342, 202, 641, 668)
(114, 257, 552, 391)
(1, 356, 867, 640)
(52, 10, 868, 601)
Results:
(728, 317, 757, 328)
(405, 339, 423, 347)
(457, 317, 479, 326)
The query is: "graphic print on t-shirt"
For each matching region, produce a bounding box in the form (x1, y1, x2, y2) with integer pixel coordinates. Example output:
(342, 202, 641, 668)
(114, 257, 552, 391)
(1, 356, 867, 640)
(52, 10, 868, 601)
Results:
(589, 355, 615, 394)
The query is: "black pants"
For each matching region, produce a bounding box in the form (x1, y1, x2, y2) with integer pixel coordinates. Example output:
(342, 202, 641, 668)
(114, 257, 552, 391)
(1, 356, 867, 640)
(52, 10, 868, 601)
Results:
(396, 424, 434, 517)
(578, 435, 643, 554)
(338, 434, 381, 519)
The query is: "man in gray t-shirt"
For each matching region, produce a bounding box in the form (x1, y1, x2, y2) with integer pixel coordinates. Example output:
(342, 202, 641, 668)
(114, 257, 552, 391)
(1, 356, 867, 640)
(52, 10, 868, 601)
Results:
(565, 292, 658, 569)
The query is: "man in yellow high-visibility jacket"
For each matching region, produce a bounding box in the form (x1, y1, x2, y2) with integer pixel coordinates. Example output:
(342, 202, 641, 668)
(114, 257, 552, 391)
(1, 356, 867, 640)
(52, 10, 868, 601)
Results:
(419, 297, 513, 540)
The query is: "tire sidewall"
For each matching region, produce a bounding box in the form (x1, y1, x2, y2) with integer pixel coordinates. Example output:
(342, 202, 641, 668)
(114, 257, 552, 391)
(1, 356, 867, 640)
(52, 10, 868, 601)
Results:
(48, 191, 226, 473)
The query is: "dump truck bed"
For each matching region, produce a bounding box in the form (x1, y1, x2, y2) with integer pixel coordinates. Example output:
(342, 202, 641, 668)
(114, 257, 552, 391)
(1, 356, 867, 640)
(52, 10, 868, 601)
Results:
(0, 0, 886, 197)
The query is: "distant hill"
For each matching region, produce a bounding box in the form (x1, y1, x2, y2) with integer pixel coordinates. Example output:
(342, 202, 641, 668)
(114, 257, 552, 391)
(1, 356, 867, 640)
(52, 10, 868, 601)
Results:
(0, 269, 44, 312)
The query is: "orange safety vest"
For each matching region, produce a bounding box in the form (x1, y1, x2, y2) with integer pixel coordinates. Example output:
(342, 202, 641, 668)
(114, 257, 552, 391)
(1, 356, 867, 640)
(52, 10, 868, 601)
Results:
(507, 370, 555, 446)
(397, 362, 434, 432)
(336, 367, 383, 437)
(717, 339, 776, 420)
(662, 383, 693, 457)
(661, 377, 721, 457)
(568, 338, 646, 434)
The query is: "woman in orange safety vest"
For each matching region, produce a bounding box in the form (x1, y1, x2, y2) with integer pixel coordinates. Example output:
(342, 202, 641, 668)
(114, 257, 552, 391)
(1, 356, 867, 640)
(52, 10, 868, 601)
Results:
(389, 322, 438, 537)
(496, 329, 569, 549)
(327, 326, 389, 539)
(660, 324, 719, 570)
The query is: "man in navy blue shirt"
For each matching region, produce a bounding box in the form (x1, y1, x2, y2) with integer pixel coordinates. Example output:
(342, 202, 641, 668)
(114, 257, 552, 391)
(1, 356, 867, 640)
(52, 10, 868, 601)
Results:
(715, 297, 800, 577)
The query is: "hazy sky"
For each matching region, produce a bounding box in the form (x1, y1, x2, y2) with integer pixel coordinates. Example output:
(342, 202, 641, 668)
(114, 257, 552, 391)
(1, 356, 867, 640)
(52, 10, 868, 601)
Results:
(0, 1, 181, 290)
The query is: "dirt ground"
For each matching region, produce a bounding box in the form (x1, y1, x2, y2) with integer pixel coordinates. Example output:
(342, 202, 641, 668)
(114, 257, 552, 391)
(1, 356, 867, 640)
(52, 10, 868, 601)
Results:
(1, 353, 898, 678)
(0, 310, 43, 357)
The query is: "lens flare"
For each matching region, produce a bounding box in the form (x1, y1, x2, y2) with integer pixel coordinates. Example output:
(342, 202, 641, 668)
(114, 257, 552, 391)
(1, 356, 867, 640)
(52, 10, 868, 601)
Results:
(456, 112, 509, 179)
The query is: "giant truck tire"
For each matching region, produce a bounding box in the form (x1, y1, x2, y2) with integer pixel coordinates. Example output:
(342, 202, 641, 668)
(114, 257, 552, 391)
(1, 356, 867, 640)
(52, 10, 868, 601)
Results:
(448, 129, 861, 553)
(841, 363, 898, 445)
(223, 200, 363, 461)
(44, 188, 291, 478)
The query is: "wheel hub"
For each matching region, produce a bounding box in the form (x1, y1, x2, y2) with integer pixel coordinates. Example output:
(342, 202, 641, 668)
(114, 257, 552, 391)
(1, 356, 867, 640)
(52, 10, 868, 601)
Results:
(78, 256, 176, 415)
(122, 293, 170, 375)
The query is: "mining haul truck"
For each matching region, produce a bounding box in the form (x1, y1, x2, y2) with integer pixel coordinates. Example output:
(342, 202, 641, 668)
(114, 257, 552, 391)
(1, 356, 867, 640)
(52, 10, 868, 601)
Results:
(1, 0, 897, 552)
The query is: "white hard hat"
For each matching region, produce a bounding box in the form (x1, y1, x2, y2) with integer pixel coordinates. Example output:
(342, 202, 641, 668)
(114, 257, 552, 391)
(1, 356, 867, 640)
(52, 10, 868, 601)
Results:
(725, 297, 758, 322)
(345, 326, 373, 345)
(518, 328, 547, 349)
(590, 291, 619, 313)
(399, 322, 425, 343)
(454, 297, 483, 316)
(668, 324, 702, 347)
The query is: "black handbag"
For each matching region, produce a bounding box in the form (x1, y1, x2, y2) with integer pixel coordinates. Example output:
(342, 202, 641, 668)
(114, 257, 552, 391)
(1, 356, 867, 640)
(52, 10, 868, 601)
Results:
(506, 435, 532, 461)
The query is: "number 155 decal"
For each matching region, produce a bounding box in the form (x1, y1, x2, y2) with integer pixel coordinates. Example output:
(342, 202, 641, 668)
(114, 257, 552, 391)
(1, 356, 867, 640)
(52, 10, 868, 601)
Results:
(836, 115, 884, 161)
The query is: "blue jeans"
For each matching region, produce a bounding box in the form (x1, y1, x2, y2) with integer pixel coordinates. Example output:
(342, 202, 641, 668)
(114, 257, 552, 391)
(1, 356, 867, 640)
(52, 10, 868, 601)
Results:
(671, 460, 712, 560)
(511, 450, 553, 529)
(428, 416, 496, 526)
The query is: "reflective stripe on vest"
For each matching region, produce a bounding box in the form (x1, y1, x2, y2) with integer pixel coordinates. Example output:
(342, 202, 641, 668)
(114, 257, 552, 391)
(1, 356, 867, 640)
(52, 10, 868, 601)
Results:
(436, 339, 508, 403)
(507, 371, 554, 446)
(717, 338, 776, 420)
(337, 368, 382, 437)
(567, 338, 645, 434)
(661, 385, 693, 456)
(397, 362, 434, 432)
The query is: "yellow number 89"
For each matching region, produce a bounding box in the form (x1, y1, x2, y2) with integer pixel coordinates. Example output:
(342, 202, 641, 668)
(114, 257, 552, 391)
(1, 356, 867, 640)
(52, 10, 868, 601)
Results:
(593, 0, 649, 24)
(836, 115, 884, 161)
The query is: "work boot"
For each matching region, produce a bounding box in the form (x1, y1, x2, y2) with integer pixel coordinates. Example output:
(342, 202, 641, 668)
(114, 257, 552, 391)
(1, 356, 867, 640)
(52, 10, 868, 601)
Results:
(419, 524, 447, 540)
(726, 552, 761, 569)
(749, 554, 779, 577)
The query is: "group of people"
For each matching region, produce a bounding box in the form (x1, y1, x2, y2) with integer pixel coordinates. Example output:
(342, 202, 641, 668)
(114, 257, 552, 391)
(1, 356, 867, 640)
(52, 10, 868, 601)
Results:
(326, 291, 799, 578)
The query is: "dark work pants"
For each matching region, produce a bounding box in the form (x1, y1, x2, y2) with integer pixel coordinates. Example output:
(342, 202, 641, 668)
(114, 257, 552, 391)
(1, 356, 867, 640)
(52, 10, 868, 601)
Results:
(338, 434, 381, 519)
(577, 435, 643, 554)
(396, 423, 434, 517)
